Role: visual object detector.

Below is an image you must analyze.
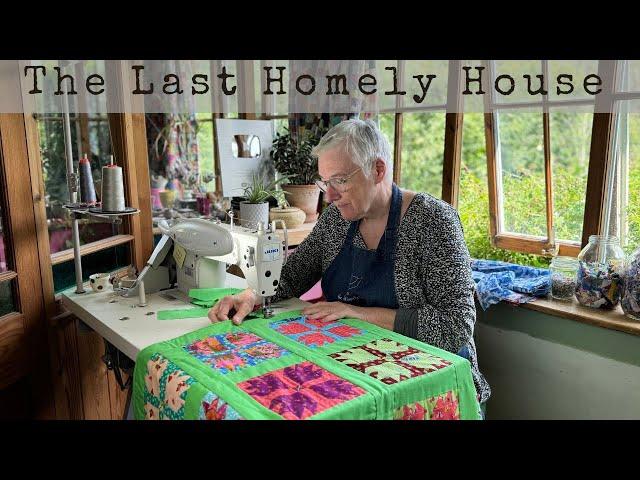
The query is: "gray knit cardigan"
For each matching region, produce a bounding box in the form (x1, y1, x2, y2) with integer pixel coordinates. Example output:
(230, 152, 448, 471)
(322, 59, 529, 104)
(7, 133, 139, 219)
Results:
(272, 192, 491, 403)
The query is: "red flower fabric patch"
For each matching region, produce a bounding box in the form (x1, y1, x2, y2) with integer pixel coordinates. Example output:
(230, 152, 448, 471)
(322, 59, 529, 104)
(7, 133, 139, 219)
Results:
(270, 316, 366, 347)
(238, 362, 365, 419)
(394, 390, 461, 420)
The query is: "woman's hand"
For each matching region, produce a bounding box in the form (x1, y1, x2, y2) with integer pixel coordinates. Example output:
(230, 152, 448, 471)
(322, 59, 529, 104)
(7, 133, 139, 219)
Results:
(301, 301, 362, 322)
(208, 288, 259, 325)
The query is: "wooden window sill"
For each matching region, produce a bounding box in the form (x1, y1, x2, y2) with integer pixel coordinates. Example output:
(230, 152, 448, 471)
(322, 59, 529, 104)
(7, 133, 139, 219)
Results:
(519, 295, 640, 337)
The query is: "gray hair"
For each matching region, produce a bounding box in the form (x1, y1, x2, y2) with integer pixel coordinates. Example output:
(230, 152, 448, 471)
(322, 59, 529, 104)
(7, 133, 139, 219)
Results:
(312, 119, 393, 180)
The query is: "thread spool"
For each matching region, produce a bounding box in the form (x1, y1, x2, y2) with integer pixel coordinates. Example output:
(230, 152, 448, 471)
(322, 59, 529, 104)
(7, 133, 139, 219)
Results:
(78, 153, 97, 205)
(101, 155, 126, 212)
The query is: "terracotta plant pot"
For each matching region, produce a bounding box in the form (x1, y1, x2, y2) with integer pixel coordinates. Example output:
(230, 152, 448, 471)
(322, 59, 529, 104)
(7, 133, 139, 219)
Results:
(269, 206, 306, 229)
(282, 184, 320, 223)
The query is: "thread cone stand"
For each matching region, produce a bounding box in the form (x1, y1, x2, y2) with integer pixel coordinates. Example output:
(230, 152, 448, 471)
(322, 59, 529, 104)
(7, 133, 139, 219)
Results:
(60, 84, 139, 294)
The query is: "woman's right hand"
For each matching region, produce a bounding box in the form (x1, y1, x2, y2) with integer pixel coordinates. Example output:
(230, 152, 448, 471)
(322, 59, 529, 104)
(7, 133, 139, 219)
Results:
(208, 288, 260, 325)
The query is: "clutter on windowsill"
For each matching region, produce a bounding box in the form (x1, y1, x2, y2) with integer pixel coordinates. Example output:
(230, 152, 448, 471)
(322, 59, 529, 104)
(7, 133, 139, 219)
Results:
(471, 259, 640, 337)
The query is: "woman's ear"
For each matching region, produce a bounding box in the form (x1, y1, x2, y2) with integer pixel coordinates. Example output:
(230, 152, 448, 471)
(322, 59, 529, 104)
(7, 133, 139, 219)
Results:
(373, 158, 387, 184)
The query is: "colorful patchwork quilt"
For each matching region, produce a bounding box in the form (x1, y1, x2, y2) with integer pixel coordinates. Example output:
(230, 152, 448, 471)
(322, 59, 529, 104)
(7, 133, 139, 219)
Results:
(133, 310, 481, 420)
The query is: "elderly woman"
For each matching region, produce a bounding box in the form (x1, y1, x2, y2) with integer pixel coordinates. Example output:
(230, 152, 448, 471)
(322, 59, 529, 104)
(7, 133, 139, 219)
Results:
(209, 119, 491, 413)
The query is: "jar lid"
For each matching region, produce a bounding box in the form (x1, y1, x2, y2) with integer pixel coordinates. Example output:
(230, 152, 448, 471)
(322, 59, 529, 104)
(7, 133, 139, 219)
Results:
(551, 255, 579, 267)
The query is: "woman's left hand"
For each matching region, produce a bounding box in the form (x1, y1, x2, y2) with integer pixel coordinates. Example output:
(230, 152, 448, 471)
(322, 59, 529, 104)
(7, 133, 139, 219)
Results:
(302, 301, 361, 322)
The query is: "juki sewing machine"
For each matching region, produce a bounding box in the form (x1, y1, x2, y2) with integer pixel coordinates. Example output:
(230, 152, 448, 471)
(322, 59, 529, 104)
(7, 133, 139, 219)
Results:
(119, 213, 288, 317)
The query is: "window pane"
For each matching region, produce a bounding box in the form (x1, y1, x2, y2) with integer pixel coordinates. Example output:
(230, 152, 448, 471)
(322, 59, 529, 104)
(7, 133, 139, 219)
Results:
(53, 244, 131, 293)
(497, 111, 546, 237)
(618, 60, 640, 93)
(195, 114, 216, 192)
(37, 113, 122, 254)
(274, 117, 289, 135)
(399, 112, 445, 198)
(222, 60, 239, 115)
(403, 60, 448, 108)
(550, 106, 593, 243)
(146, 113, 200, 214)
(493, 60, 543, 105)
(609, 99, 640, 253)
(548, 60, 599, 101)
(378, 112, 395, 160)
(459, 113, 550, 268)
(0, 280, 16, 317)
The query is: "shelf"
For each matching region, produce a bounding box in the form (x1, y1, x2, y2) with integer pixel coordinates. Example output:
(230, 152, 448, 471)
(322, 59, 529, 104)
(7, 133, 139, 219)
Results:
(521, 295, 640, 337)
(50, 234, 135, 266)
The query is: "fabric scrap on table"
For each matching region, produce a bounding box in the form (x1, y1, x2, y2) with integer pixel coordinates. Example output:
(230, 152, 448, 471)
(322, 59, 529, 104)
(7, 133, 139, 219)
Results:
(471, 259, 551, 310)
(157, 307, 212, 320)
(188, 287, 244, 307)
(157, 287, 248, 320)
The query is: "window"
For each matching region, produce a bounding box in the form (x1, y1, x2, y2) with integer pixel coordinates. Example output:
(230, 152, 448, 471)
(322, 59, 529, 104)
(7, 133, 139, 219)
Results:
(483, 60, 598, 258)
(25, 60, 136, 293)
(36, 112, 122, 255)
(605, 61, 640, 253)
(380, 60, 449, 199)
(0, 150, 16, 315)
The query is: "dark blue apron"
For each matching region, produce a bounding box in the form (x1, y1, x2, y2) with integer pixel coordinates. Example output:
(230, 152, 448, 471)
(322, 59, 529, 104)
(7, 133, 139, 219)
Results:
(321, 183, 471, 361)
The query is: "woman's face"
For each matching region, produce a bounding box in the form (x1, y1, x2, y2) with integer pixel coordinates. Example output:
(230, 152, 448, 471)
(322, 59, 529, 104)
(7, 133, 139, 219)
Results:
(317, 146, 376, 221)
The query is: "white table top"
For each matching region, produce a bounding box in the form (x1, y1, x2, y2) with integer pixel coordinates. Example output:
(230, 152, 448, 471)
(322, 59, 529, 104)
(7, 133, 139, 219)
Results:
(60, 274, 309, 360)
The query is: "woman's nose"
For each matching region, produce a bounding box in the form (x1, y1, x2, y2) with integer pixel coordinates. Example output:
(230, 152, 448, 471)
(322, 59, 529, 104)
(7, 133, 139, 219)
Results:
(324, 185, 340, 203)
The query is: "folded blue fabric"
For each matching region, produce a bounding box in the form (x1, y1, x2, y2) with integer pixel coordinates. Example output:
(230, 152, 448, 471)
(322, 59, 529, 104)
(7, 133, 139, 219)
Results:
(471, 259, 551, 310)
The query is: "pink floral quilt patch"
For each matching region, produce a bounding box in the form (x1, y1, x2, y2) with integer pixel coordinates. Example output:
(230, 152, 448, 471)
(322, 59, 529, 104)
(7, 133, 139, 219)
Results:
(270, 316, 365, 347)
(394, 390, 461, 420)
(184, 332, 289, 374)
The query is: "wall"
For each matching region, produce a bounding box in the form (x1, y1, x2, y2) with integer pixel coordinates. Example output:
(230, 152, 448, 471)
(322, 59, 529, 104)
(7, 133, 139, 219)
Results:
(474, 302, 640, 419)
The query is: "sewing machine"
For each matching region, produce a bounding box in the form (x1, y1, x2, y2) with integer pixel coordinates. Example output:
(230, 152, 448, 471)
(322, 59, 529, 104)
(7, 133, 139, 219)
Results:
(121, 215, 287, 317)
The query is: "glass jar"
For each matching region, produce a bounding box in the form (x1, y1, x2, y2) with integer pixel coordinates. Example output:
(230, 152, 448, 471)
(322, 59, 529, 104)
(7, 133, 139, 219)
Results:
(621, 247, 640, 321)
(550, 256, 578, 301)
(575, 235, 625, 309)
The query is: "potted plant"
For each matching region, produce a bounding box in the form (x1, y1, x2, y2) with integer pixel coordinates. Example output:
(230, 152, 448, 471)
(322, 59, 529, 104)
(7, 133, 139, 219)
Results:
(238, 173, 289, 228)
(270, 129, 321, 223)
(268, 191, 306, 230)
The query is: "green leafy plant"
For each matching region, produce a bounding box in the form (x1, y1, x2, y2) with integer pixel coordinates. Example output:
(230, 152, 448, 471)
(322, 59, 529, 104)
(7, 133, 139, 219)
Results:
(240, 173, 291, 205)
(270, 128, 320, 185)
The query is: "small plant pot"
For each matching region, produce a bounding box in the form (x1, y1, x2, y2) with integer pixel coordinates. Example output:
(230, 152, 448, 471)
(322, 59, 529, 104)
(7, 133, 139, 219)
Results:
(269, 206, 306, 229)
(240, 201, 269, 228)
(282, 184, 320, 223)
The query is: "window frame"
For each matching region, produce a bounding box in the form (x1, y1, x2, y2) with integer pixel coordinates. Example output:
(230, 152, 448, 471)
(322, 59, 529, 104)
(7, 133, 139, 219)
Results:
(23, 60, 154, 296)
(483, 60, 601, 257)
(593, 60, 640, 248)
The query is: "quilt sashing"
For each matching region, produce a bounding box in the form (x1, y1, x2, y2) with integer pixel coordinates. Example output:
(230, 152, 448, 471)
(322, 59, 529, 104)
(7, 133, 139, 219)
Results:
(270, 315, 366, 347)
(238, 361, 366, 420)
(199, 391, 243, 420)
(329, 338, 452, 385)
(393, 390, 461, 420)
(143, 353, 195, 420)
(183, 331, 290, 375)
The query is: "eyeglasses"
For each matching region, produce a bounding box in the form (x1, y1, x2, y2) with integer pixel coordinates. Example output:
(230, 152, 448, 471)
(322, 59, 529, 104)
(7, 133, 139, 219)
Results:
(315, 168, 361, 193)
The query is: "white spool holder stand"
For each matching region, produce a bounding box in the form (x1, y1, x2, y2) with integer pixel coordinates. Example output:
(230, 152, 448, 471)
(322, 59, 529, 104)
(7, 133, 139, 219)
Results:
(60, 91, 139, 294)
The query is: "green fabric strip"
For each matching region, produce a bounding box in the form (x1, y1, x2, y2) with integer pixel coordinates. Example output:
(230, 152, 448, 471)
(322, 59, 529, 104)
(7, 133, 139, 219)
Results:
(157, 307, 211, 320)
(189, 287, 243, 303)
